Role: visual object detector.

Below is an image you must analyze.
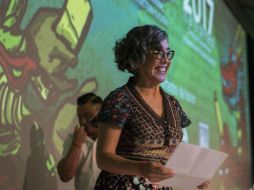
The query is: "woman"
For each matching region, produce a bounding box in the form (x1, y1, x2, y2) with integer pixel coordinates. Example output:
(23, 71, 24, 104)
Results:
(95, 25, 209, 189)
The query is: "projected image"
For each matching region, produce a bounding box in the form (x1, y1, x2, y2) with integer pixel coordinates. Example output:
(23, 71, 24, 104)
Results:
(217, 27, 250, 190)
(0, 0, 97, 189)
(0, 0, 252, 190)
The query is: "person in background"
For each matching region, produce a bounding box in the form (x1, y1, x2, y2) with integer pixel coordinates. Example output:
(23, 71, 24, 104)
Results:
(95, 25, 210, 189)
(57, 93, 102, 190)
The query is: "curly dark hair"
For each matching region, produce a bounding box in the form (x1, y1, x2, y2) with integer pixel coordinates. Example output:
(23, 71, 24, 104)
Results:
(114, 25, 168, 74)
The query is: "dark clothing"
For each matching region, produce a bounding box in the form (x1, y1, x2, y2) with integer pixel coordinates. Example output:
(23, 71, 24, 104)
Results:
(95, 78, 191, 189)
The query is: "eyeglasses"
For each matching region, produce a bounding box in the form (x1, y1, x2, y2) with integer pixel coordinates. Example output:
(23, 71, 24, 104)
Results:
(152, 49, 175, 61)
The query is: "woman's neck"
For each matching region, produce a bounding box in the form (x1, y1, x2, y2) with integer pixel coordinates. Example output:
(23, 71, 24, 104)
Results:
(134, 78, 161, 97)
(135, 85, 160, 96)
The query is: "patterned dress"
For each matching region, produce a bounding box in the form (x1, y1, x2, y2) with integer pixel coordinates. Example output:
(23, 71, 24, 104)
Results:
(94, 78, 191, 190)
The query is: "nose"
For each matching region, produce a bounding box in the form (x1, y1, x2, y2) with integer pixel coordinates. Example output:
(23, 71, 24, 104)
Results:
(161, 54, 170, 63)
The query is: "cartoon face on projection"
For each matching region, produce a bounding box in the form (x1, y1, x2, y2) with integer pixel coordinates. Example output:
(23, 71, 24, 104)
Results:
(26, 11, 77, 103)
(25, 2, 92, 106)
(0, 0, 94, 156)
(0, 0, 93, 109)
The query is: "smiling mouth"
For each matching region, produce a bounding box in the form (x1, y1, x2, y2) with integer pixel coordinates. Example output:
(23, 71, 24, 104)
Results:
(156, 65, 168, 73)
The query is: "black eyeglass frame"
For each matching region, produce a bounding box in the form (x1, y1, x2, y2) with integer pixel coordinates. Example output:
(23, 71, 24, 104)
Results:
(151, 49, 175, 61)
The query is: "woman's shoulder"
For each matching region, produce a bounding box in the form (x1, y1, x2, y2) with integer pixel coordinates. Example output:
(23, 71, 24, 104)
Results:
(163, 90, 180, 104)
(104, 84, 130, 102)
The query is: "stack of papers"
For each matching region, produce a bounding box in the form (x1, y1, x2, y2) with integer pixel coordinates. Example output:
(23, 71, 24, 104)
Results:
(158, 143, 228, 190)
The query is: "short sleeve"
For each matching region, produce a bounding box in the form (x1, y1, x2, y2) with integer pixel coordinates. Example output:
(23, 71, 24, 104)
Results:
(175, 99, 191, 128)
(97, 88, 131, 129)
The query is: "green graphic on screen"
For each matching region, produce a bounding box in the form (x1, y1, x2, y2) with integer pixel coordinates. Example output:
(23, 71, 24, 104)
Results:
(0, 0, 251, 190)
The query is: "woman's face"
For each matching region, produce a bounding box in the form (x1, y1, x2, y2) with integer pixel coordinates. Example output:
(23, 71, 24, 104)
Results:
(137, 39, 172, 85)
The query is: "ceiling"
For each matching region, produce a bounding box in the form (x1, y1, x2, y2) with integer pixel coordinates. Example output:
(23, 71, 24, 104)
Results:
(224, 0, 254, 40)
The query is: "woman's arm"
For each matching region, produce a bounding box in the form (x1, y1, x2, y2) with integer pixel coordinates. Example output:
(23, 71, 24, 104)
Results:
(96, 122, 141, 175)
(96, 122, 174, 182)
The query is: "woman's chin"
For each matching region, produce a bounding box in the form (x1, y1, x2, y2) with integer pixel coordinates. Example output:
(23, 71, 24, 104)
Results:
(154, 76, 166, 83)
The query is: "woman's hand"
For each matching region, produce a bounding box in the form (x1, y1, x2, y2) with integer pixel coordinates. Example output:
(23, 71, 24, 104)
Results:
(197, 181, 210, 189)
(140, 161, 174, 183)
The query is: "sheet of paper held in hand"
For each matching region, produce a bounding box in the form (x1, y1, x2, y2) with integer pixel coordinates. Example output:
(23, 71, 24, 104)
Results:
(158, 143, 228, 190)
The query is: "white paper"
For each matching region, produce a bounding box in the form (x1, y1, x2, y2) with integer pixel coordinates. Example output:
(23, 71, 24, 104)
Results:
(158, 143, 228, 190)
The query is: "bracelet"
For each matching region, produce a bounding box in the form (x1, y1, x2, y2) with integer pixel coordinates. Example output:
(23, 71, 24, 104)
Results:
(72, 142, 82, 148)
